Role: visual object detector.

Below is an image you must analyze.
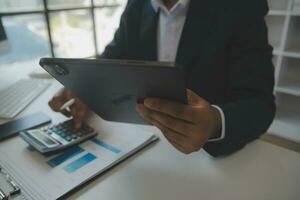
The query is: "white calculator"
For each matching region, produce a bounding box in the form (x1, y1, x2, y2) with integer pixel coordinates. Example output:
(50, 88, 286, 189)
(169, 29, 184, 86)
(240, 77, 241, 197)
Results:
(19, 120, 97, 154)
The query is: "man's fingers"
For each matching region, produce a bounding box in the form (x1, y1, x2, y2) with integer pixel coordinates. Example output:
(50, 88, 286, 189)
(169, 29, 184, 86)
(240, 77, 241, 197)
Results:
(48, 89, 69, 112)
(70, 98, 88, 129)
(70, 105, 85, 129)
(137, 90, 211, 155)
(137, 105, 201, 154)
(164, 134, 191, 154)
(75, 110, 87, 129)
(60, 109, 71, 117)
(150, 118, 193, 154)
(150, 119, 188, 142)
(49, 89, 89, 129)
(137, 104, 195, 137)
(156, 122, 195, 154)
(186, 89, 209, 107)
(48, 96, 65, 112)
(71, 108, 81, 129)
(143, 99, 201, 123)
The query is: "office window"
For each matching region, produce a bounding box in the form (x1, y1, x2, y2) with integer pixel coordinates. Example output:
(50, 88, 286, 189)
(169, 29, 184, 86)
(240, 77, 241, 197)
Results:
(0, 0, 43, 13)
(94, 0, 125, 6)
(0, 14, 50, 66)
(95, 7, 123, 53)
(47, 0, 90, 9)
(50, 10, 94, 57)
(0, 0, 126, 68)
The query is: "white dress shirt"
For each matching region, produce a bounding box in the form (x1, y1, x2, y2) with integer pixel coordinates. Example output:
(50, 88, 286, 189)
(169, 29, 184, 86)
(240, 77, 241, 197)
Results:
(151, 0, 225, 141)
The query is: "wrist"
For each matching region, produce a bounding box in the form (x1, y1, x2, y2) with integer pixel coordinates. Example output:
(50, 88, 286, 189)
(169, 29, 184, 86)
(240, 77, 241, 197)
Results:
(209, 106, 222, 139)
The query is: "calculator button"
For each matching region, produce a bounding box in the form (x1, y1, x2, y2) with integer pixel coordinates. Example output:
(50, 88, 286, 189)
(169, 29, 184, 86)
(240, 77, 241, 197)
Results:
(54, 131, 64, 137)
(57, 131, 64, 136)
(51, 128, 59, 132)
(65, 136, 72, 141)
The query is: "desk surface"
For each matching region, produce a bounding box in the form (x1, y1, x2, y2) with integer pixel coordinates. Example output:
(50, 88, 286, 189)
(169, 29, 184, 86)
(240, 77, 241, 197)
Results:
(1, 63, 300, 200)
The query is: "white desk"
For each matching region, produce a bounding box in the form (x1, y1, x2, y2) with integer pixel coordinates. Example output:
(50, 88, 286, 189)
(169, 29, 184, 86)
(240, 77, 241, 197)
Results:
(1, 63, 300, 200)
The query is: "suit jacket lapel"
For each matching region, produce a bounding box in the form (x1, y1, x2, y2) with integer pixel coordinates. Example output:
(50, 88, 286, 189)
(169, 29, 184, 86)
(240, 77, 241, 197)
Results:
(176, 0, 218, 69)
(139, 0, 159, 61)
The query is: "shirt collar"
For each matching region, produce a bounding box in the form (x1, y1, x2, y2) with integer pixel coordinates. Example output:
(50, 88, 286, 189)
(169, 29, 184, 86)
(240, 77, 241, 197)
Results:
(151, 0, 190, 13)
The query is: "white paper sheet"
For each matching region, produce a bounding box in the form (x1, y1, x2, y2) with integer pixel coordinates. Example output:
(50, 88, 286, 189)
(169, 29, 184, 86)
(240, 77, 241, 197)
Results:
(0, 124, 157, 200)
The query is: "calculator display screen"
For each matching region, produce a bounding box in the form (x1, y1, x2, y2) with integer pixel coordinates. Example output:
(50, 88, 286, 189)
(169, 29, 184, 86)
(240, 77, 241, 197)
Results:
(32, 130, 57, 145)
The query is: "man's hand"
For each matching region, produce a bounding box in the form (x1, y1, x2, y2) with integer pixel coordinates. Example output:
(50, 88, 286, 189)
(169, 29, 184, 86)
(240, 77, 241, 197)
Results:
(48, 88, 88, 129)
(136, 89, 222, 154)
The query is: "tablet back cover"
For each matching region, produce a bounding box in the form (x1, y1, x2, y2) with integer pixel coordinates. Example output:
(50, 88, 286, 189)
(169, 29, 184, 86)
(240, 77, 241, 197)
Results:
(40, 58, 186, 124)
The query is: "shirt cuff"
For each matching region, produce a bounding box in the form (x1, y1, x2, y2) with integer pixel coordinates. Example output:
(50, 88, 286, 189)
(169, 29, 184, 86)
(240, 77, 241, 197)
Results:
(208, 105, 226, 142)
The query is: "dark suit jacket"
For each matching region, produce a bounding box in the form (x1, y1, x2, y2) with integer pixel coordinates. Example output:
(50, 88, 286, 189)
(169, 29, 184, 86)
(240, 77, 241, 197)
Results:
(99, 0, 276, 157)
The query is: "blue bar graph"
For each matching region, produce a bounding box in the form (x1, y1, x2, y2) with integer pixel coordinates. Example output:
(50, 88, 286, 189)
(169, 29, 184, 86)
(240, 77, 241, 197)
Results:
(64, 153, 97, 173)
(47, 146, 85, 167)
(91, 138, 121, 154)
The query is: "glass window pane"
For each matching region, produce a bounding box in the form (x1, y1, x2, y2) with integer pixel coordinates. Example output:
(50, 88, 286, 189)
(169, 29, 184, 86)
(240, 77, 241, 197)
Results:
(50, 10, 95, 58)
(95, 7, 124, 54)
(47, 0, 90, 9)
(94, 0, 124, 6)
(0, 14, 51, 68)
(0, 0, 43, 13)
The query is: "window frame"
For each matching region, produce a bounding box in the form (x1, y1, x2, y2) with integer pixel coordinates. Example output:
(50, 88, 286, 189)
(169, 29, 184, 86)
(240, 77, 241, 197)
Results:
(0, 0, 122, 57)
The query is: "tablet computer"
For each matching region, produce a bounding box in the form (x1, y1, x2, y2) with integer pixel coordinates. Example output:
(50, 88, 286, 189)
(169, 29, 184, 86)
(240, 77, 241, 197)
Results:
(40, 58, 187, 124)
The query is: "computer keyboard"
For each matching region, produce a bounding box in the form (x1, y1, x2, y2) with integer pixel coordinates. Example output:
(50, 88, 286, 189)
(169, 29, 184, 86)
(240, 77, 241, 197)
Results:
(0, 79, 51, 119)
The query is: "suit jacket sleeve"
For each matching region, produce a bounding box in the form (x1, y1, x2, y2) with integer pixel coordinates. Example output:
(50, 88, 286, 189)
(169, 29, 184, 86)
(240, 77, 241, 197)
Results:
(97, 1, 134, 59)
(203, 2, 276, 157)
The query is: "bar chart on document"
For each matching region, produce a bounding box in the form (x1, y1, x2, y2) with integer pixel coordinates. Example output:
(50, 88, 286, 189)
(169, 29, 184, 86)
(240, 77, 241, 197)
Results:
(0, 125, 157, 200)
(48, 138, 122, 173)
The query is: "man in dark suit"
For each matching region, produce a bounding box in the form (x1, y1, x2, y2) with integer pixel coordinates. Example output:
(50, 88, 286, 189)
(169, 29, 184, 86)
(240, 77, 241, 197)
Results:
(49, 0, 276, 157)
